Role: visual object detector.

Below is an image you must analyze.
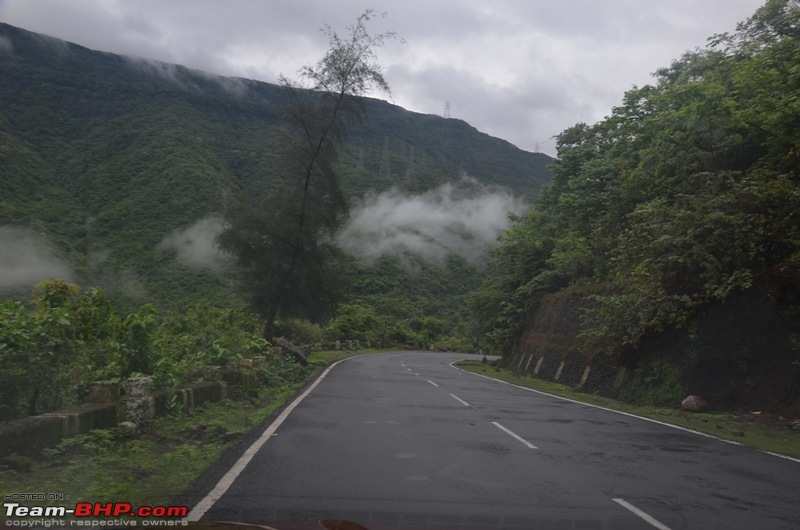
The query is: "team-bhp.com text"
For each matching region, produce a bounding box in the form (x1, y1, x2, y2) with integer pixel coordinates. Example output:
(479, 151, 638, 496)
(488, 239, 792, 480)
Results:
(3, 502, 189, 527)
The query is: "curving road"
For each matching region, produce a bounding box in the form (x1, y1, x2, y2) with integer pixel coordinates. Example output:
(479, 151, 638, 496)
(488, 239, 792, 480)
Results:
(185, 352, 800, 529)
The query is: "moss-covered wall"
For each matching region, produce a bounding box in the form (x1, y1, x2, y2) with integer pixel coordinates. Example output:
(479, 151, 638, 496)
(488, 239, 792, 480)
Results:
(511, 286, 800, 414)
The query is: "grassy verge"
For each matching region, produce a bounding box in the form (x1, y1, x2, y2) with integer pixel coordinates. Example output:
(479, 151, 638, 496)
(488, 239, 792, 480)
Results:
(0, 360, 330, 508)
(456, 360, 800, 460)
(0, 349, 390, 507)
(0, 383, 306, 508)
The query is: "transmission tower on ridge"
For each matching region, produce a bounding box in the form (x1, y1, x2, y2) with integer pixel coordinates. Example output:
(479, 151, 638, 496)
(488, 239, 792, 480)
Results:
(440, 101, 451, 162)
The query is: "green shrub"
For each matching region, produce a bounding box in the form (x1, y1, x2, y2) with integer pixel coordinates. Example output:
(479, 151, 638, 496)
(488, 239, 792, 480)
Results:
(273, 318, 325, 345)
(0, 281, 281, 421)
(617, 359, 686, 407)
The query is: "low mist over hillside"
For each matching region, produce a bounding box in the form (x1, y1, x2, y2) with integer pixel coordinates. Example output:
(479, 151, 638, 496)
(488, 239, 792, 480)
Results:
(0, 22, 552, 306)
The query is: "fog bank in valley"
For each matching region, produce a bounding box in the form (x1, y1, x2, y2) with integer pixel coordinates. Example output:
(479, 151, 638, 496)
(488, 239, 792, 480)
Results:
(158, 216, 228, 270)
(337, 179, 527, 264)
(0, 226, 74, 295)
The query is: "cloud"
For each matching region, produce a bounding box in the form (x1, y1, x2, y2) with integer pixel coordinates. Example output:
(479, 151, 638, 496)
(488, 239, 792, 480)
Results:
(158, 216, 228, 270)
(337, 176, 527, 264)
(1, 0, 765, 156)
(388, 62, 570, 153)
(0, 35, 12, 55)
(0, 226, 74, 295)
(122, 56, 259, 99)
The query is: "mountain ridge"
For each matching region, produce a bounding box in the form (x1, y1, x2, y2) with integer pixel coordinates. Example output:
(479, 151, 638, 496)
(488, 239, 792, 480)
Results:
(0, 22, 552, 307)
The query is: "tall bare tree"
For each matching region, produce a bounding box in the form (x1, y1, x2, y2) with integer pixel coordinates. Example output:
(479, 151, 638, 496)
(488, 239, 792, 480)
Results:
(218, 10, 399, 340)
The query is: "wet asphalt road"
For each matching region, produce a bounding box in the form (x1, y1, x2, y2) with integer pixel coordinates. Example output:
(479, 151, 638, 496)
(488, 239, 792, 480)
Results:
(194, 352, 800, 529)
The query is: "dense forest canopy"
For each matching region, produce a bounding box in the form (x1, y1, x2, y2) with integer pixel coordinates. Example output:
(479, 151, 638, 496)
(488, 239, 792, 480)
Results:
(474, 0, 800, 363)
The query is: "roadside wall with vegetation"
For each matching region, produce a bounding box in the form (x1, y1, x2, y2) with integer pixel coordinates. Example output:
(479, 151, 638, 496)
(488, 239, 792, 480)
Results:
(0, 349, 309, 459)
(0, 280, 274, 423)
(506, 286, 798, 413)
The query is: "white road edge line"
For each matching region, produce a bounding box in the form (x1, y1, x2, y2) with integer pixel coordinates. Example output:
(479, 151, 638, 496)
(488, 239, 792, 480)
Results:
(451, 361, 800, 464)
(492, 421, 538, 449)
(450, 393, 471, 407)
(186, 356, 358, 521)
(427, 380, 439, 387)
(612, 498, 672, 530)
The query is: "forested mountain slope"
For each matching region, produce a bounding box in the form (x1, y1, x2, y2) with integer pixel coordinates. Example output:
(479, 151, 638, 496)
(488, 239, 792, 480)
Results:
(0, 22, 552, 307)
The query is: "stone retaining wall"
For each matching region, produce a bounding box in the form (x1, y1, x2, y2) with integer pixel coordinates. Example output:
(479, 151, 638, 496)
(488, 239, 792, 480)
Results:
(0, 341, 359, 459)
(0, 403, 119, 458)
(0, 368, 235, 458)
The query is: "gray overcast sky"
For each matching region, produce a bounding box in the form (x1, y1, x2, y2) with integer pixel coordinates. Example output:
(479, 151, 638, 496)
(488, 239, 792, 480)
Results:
(0, 0, 766, 156)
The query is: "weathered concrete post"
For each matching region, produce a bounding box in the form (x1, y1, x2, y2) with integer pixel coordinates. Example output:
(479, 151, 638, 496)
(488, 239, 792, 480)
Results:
(579, 365, 591, 387)
(534, 356, 544, 375)
(123, 377, 155, 424)
(554, 361, 565, 381)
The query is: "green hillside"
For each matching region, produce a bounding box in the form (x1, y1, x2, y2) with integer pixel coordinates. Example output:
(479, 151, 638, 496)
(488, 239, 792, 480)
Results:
(474, 0, 800, 411)
(0, 22, 552, 309)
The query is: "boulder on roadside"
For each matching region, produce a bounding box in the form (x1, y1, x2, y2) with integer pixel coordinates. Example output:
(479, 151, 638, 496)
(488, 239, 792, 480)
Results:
(681, 395, 710, 412)
(274, 337, 308, 366)
(117, 421, 139, 437)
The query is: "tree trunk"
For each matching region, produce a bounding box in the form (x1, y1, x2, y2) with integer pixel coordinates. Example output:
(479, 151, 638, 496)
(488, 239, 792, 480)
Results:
(28, 384, 40, 416)
(263, 303, 280, 341)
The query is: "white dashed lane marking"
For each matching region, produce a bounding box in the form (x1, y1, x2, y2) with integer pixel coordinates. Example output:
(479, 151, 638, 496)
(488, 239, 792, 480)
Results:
(450, 394, 470, 407)
(491, 421, 538, 449)
(612, 498, 672, 530)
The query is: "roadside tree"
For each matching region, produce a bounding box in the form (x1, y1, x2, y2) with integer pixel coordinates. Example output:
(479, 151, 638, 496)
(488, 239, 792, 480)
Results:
(218, 10, 399, 339)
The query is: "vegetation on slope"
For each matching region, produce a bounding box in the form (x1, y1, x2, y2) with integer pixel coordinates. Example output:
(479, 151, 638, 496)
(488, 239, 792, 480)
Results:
(0, 280, 271, 421)
(0, 21, 551, 316)
(473, 0, 800, 408)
